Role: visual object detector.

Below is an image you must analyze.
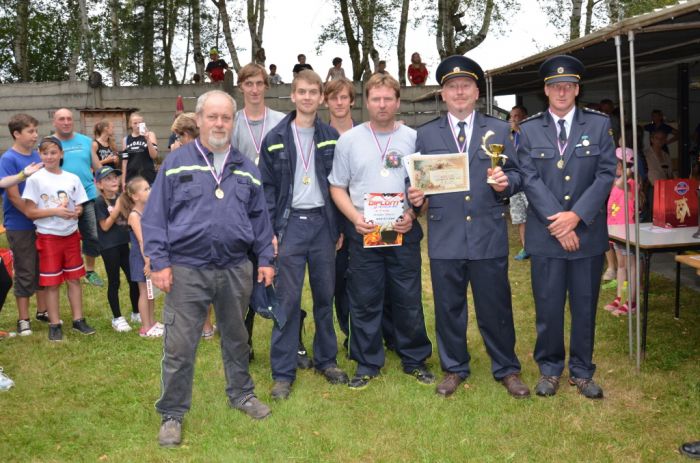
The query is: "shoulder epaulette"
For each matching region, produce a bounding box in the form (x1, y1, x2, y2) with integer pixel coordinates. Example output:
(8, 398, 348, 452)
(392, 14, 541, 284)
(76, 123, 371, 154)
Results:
(521, 111, 544, 124)
(417, 115, 442, 128)
(582, 107, 609, 117)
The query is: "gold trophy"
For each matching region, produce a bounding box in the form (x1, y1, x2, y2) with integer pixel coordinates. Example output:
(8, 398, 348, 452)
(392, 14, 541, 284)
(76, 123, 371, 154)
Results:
(480, 130, 508, 185)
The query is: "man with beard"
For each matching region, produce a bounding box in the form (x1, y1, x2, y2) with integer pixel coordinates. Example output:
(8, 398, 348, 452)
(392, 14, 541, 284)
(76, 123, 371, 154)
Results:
(143, 90, 275, 447)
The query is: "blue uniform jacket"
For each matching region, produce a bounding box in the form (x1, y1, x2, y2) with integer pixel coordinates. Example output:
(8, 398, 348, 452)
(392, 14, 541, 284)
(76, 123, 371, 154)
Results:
(516, 108, 616, 259)
(142, 140, 274, 271)
(416, 112, 518, 260)
(258, 111, 340, 243)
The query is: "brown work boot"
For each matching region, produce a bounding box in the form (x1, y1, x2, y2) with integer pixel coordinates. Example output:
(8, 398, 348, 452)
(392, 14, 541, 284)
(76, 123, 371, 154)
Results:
(436, 372, 464, 397)
(500, 373, 530, 399)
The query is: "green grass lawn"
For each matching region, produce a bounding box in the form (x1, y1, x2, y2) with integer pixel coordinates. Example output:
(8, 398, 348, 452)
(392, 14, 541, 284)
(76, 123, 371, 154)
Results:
(0, 224, 699, 462)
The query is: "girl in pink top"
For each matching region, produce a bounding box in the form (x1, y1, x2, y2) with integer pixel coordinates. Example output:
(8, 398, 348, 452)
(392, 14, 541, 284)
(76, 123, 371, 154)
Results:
(604, 147, 637, 316)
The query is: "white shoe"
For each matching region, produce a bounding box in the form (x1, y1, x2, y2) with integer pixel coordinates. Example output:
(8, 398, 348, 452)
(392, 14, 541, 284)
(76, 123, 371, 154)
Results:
(130, 312, 142, 324)
(17, 319, 32, 336)
(140, 324, 163, 338)
(0, 367, 15, 391)
(111, 316, 132, 332)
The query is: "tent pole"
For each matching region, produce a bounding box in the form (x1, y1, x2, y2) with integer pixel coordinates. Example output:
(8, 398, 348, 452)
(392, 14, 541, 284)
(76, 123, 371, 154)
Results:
(628, 29, 642, 372)
(615, 34, 635, 363)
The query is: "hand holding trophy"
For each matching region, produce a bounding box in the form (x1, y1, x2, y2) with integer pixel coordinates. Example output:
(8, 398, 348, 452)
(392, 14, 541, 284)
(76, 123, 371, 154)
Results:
(480, 130, 508, 184)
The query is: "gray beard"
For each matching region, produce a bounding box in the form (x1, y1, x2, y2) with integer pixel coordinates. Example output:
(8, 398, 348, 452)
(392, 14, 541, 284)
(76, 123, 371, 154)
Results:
(208, 134, 229, 150)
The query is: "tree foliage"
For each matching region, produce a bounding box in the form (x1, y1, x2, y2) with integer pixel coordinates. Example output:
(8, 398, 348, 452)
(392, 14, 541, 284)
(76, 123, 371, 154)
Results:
(0, 0, 252, 85)
(541, 0, 679, 41)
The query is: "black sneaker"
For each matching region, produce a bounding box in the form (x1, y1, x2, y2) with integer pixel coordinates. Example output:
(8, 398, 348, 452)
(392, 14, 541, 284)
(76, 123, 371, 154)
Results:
(297, 349, 313, 369)
(317, 366, 349, 385)
(158, 416, 182, 447)
(348, 374, 376, 390)
(35, 312, 50, 323)
(568, 376, 604, 399)
(48, 323, 63, 342)
(72, 318, 96, 335)
(405, 365, 435, 385)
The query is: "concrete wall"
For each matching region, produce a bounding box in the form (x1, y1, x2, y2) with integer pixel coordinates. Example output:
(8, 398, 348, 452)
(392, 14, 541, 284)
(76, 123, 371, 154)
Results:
(0, 80, 447, 156)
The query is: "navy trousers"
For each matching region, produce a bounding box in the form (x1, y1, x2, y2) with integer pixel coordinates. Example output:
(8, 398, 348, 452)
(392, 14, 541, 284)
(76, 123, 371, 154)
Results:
(531, 254, 605, 379)
(346, 238, 432, 376)
(430, 257, 521, 380)
(271, 210, 338, 382)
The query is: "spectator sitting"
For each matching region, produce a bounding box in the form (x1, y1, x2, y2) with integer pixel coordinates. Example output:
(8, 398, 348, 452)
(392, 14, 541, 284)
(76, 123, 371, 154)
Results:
(375, 60, 387, 75)
(268, 64, 283, 85)
(292, 54, 313, 76)
(326, 57, 346, 82)
(408, 52, 429, 86)
(643, 109, 678, 151)
(206, 48, 229, 83)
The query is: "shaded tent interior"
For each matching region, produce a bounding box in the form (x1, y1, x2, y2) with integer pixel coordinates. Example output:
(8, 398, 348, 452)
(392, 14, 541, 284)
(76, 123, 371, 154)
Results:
(486, 0, 700, 176)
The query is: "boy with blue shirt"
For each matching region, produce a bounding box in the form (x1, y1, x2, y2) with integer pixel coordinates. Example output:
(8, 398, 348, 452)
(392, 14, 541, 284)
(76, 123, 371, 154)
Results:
(0, 114, 48, 336)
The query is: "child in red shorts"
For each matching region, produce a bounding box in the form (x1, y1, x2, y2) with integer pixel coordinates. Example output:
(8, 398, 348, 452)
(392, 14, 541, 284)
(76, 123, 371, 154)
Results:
(21, 136, 96, 341)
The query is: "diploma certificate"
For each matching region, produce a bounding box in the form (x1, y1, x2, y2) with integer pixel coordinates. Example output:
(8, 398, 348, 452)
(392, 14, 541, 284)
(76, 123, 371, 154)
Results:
(403, 152, 470, 194)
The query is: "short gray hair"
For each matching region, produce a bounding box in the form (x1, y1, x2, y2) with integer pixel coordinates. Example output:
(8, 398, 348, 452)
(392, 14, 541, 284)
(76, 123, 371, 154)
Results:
(195, 90, 237, 115)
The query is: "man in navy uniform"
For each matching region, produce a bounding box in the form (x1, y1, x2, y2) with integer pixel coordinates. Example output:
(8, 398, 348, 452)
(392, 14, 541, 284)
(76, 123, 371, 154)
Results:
(516, 55, 616, 399)
(408, 55, 530, 398)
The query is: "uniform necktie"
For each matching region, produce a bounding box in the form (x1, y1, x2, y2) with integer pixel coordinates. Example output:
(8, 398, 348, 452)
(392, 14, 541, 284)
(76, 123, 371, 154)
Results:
(457, 121, 467, 147)
(558, 119, 567, 148)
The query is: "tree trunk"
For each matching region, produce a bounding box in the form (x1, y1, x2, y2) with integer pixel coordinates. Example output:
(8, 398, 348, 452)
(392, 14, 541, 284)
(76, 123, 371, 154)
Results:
(192, 0, 205, 79)
(142, 0, 157, 85)
(570, 0, 583, 40)
(78, 0, 94, 76)
(211, 0, 242, 73)
(14, 0, 30, 81)
(437, 0, 493, 58)
(181, 2, 192, 84)
(110, 0, 121, 86)
(339, 0, 362, 80)
(454, 0, 493, 55)
(397, 0, 409, 85)
(248, 0, 265, 65)
(161, 0, 179, 84)
(352, 0, 377, 80)
(67, 0, 80, 81)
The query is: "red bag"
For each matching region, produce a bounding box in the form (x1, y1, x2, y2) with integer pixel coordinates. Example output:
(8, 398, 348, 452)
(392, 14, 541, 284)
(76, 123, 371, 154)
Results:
(652, 179, 699, 228)
(0, 248, 13, 279)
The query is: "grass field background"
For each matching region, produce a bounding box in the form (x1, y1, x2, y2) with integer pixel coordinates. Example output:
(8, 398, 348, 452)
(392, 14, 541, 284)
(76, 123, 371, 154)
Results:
(0, 224, 698, 462)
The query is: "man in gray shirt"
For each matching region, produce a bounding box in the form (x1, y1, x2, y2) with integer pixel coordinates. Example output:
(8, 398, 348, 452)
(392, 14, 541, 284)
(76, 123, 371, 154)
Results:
(328, 73, 433, 390)
(232, 63, 285, 164)
(232, 63, 286, 361)
(259, 70, 348, 400)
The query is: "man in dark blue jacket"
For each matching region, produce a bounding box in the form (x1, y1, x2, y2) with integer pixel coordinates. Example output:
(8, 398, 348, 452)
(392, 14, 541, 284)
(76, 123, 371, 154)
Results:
(143, 90, 274, 447)
(259, 70, 348, 400)
(409, 56, 529, 399)
(516, 55, 616, 399)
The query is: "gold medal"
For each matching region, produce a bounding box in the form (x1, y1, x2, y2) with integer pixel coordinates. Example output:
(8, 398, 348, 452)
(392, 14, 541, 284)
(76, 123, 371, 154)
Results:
(557, 159, 564, 169)
(380, 168, 389, 177)
(303, 175, 311, 185)
(215, 188, 225, 199)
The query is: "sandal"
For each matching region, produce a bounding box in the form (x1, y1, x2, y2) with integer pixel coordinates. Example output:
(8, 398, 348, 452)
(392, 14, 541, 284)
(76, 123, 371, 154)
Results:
(139, 324, 163, 338)
(604, 297, 621, 312)
(612, 302, 636, 317)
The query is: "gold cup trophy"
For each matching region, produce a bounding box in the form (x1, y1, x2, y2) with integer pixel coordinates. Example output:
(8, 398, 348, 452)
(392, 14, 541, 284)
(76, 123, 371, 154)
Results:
(480, 130, 508, 185)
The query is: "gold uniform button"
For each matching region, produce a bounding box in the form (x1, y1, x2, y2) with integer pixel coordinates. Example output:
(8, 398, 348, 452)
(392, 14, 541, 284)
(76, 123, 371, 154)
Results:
(466, 216, 472, 222)
(564, 195, 571, 201)
(565, 175, 571, 181)
(586, 151, 590, 155)
(465, 195, 471, 201)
